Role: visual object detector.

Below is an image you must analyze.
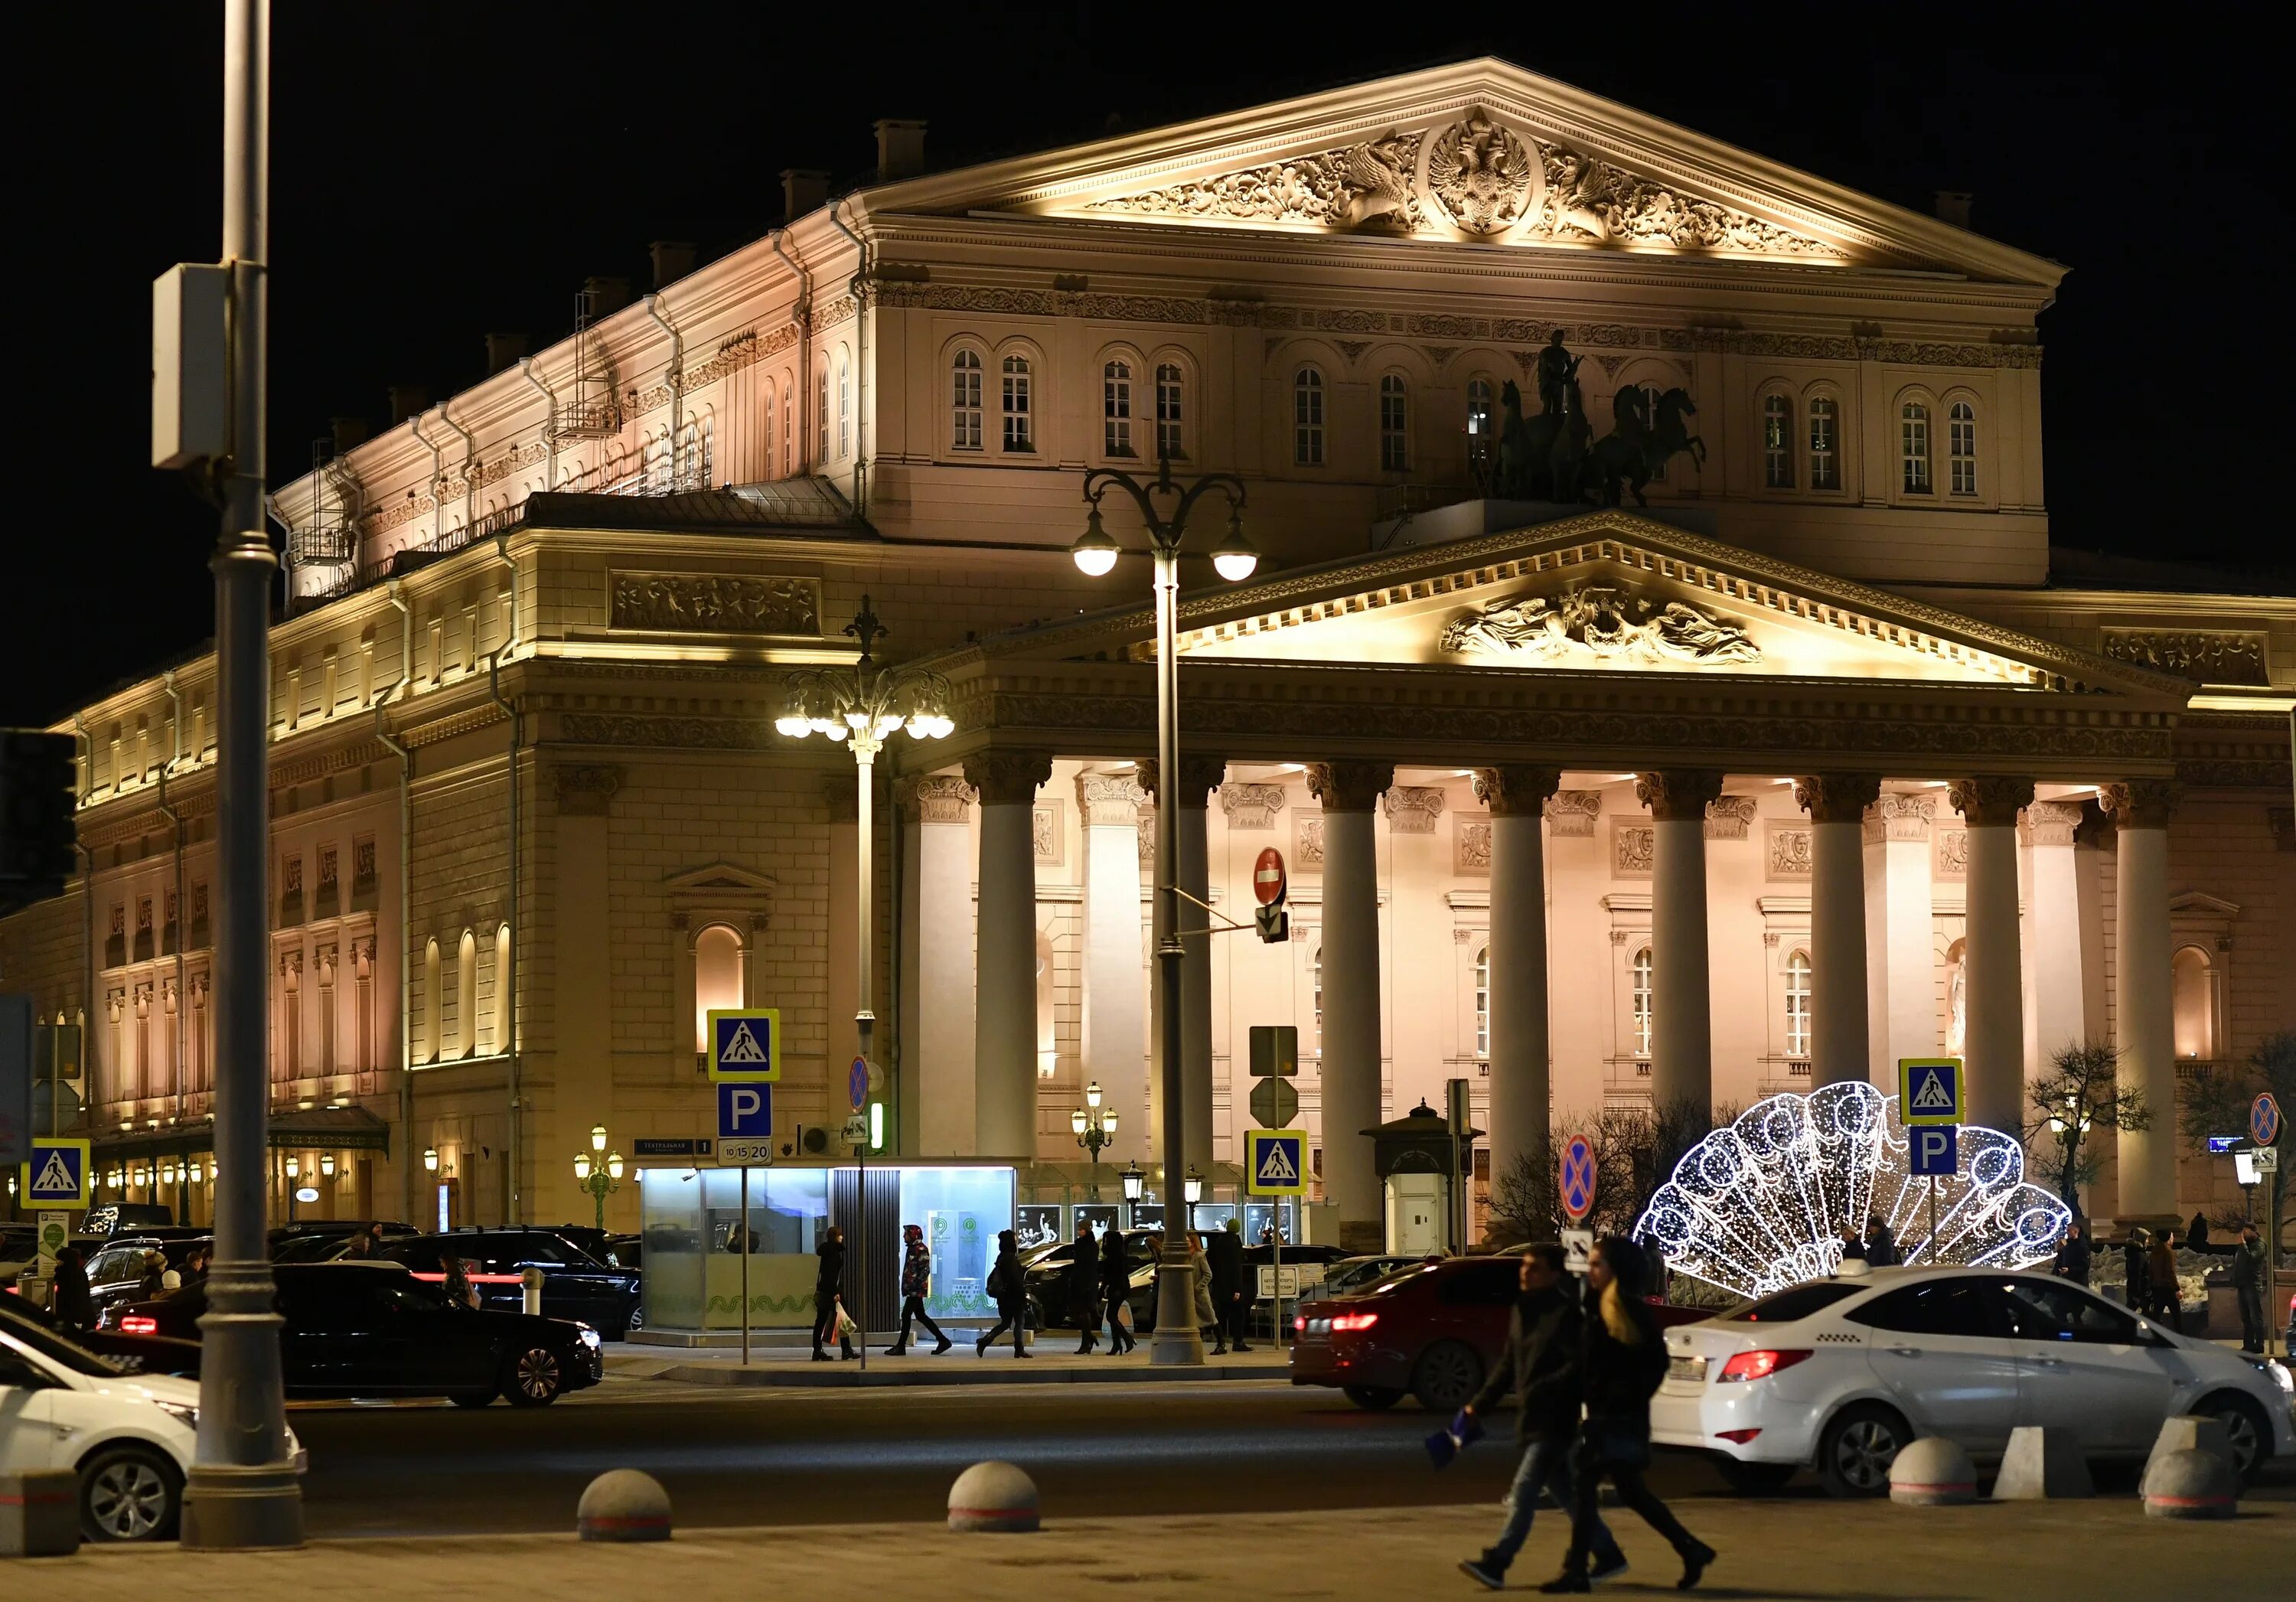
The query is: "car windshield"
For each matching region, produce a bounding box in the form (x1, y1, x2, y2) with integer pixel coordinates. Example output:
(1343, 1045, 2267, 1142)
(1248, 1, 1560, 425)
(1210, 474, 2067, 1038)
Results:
(0, 1305, 135, 1377)
(1362, 1264, 1440, 1295)
(1720, 1282, 1868, 1323)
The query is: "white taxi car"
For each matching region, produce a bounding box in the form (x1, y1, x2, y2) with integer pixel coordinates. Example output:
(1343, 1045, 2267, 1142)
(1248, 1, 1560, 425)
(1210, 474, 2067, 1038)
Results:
(2, 1323, 305, 1541)
(1652, 1264, 2294, 1496)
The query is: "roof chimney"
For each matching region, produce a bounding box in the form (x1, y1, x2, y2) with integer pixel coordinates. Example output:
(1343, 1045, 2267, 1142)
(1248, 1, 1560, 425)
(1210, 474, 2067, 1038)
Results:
(387, 385, 429, 427)
(648, 240, 697, 290)
(874, 119, 927, 183)
(1932, 191, 1974, 230)
(583, 275, 633, 316)
(330, 416, 370, 455)
(484, 331, 528, 375)
(781, 168, 830, 220)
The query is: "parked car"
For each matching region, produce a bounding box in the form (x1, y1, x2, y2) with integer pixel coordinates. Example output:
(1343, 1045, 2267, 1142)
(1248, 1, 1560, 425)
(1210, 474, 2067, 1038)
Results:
(79, 1204, 176, 1236)
(1026, 1233, 1160, 1331)
(267, 1219, 417, 1258)
(605, 1232, 643, 1270)
(0, 1293, 201, 1378)
(110, 1261, 603, 1406)
(84, 1236, 213, 1323)
(1314, 1254, 1432, 1300)
(1652, 1264, 2296, 1496)
(2, 1323, 303, 1542)
(377, 1228, 644, 1336)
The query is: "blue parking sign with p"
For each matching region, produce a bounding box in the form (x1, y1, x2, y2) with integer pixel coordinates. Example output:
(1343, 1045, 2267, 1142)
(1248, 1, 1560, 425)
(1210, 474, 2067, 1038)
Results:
(707, 1008, 780, 1082)
(718, 1082, 772, 1140)
(1909, 1124, 1958, 1177)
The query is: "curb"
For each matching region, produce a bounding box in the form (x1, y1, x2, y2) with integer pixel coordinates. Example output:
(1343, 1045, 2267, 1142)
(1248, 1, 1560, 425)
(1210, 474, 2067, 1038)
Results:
(657, 1359, 1289, 1388)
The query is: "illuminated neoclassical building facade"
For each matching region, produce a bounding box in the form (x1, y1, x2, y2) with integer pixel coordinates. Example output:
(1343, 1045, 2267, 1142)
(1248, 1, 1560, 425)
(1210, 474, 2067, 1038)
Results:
(3, 60, 2289, 1250)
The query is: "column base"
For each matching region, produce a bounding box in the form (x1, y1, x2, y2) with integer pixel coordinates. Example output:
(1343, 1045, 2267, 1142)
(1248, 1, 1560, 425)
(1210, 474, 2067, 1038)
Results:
(1147, 1258, 1205, 1366)
(1339, 1218, 1384, 1255)
(180, 1463, 305, 1550)
(2109, 1213, 2183, 1239)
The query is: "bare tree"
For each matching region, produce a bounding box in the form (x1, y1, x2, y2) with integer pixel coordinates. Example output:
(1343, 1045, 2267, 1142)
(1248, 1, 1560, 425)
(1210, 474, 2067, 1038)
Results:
(2179, 1029, 2296, 1238)
(1487, 1098, 1737, 1246)
(2023, 1040, 2149, 1209)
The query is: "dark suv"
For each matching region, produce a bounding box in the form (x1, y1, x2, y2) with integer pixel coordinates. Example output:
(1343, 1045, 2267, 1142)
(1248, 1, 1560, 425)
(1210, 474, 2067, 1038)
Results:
(380, 1228, 644, 1336)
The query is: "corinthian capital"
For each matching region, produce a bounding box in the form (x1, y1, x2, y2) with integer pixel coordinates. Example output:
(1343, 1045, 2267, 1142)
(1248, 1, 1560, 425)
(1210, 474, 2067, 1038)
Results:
(1306, 760, 1394, 814)
(1634, 768, 1724, 822)
(1473, 765, 1562, 818)
(1948, 776, 2035, 827)
(1793, 773, 1882, 825)
(2101, 778, 2180, 830)
(1137, 754, 1228, 808)
(1074, 768, 1146, 826)
(962, 750, 1054, 808)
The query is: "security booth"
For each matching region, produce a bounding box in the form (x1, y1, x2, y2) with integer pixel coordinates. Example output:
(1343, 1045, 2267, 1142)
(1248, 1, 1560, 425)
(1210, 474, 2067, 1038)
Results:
(634, 1160, 1015, 1340)
(1364, 1100, 1479, 1255)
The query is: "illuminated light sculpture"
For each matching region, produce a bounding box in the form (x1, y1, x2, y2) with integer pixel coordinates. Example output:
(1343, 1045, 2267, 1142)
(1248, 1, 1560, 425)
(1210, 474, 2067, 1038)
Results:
(1633, 1081, 2070, 1299)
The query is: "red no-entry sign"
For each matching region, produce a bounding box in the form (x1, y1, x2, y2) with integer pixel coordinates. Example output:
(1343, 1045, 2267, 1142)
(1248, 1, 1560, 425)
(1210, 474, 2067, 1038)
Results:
(1253, 847, 1287, 906)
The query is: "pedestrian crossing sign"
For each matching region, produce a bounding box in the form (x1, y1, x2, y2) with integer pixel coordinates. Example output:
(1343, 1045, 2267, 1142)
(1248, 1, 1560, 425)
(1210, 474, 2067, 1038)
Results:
(21, 1137, 91, 1208)
(1897, 1058, 1963, 1127)
(1247, 1129, 1306, 1196)
(707, 1008, 781, 1082)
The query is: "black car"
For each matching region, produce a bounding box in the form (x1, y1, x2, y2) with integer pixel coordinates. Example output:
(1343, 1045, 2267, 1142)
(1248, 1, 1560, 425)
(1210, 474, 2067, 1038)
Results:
(1025, 1234, 1161, 1332)
(267, 1220, 418, 1258)
(0, 1294, 202, 1378)
(84, 1236, 213, 1323)
(378, 1228, 644, 1337)
(113, 1261, 603, 1405)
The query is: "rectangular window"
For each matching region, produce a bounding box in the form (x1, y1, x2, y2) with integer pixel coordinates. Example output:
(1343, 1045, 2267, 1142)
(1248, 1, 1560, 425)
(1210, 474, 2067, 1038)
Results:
(1155, 364, 1184, 459)
(1103, 362, 1133, 456)
(1949, 403, 1978, 496)
(816, 368, 829, 465)
(1293, 373, 1324, 466)
(951, 354, 982, 450)
(1378, 377, 1409, 471)
(1808, 398, 1840, 490)
(837, 362, 851, 460)
(1763, 395, 1793, 488)
(1001, 357, 1032, 452)
(1901, 405, 1932, 494)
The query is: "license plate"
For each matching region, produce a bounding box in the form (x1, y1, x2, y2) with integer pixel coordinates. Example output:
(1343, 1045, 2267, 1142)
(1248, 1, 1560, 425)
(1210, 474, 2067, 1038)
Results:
(1668, 1355, 1707, 1384)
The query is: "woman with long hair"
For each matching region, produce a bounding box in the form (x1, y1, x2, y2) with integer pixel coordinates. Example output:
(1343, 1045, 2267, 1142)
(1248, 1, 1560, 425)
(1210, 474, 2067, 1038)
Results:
(977, 1228, 1032, 1358)
(1539, 1236, 1716, 1594)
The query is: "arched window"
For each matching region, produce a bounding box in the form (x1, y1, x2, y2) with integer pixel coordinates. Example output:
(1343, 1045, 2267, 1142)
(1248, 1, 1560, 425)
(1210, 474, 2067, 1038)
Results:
(1808, 396, 1841, 490)
(1763, 393, 1794, 488)
(836, 348, 853, 461)
(1900, 402, 1932, 494)
(815, 362, 830, 465)
(1293, 368, 1325, 466)
(1785, 950, 1812, 1057)
(693, 924, 743, 1053)
(1102, 359, 1135, 456)
(1631, 948, 1653, 1059)
(780, 380, 794, 476)
(1154, 363, 1185, 459)
(456, 931, 478, 1059)
(699, 416, 715, 486)
(1378, 374, 1410, 471)
(1473, 943, 1490, 1059)
(1000, 354, 1033, 451)
(1466, 377, 1495, 478)
(762, 386, 777, 479)
(1309, 944, 1323, 1057)
(491, 924, 511, 1056)
(951, 350, 983, 450)
(1948, 401, 1978, 496)
(2171, 946, 2215, 1061)
(423, 938, 441, 1064)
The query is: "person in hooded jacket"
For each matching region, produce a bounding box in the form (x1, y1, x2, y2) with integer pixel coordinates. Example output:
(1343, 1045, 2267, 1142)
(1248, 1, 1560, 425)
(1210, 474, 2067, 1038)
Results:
(1068, 1221, 1102, 1353)
(2051, 1219, 2092, 1286)
(51, 1244, 95, 1330)
(1100, 1224, 1137, 1354)
(811, 1225, 856, 1361)
(978, 1229, 1032, 1357)
(1206, 1222, 1250, 1353)
(1538, 1237, 1715, 1595)
(886, 1223, 953, 1356)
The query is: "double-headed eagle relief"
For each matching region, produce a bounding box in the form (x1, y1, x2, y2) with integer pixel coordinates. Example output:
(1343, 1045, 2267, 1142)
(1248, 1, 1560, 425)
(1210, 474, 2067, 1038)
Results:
(1440, 585, 1761, 667)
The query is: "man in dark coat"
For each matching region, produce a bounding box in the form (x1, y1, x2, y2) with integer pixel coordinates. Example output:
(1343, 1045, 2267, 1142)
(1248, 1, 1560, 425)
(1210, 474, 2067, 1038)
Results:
(51, 1245, 95, 1330)
(2230, 1223, 2268, 1352)
(978, 1229, 1032, 1357)
(1068, 1222, 1101, 1353)
(1457, 1244, 1623, 1591)
(810, 1225, 856, 1361)
(2122, 1229, 2151, 1310)
(1864, 1215, 1898, 1268)
(2052, 1219, 2091, 1286)
(1205, 1223, 1249, 1354)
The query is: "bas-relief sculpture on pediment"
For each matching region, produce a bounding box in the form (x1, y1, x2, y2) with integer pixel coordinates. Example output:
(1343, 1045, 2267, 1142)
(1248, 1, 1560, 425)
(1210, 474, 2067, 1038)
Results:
(1080, 106, 1842, 261)
(1441, 585, 1760, 667)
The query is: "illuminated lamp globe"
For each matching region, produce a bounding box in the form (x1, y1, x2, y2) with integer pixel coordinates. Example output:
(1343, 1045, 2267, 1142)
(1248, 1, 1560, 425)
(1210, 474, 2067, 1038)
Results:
(1210, 514, 1258, 582)
(1183, 1167, 1203, 1206)
(608, 1152, 625, 1180)
(321, 1153, 336, 1179)
(576, 1153, 592, 1183)
(1070, 507, 1120, 577)
(423, 1148, 439, 1173)
(1120, 1162, 1145, 1203)
(1071, 1108, 1088, 1136)
(592, 1124, 608, 1153)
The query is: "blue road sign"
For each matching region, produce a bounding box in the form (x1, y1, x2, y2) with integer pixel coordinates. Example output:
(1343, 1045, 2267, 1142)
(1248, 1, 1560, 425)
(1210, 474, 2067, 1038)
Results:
(1560, 1133, 1597, 1222)
(2207, 1136, 2241, 1154)
(23, 1137, 91, 1207)
(2252, 1093, 2281, 1148)
(848, 1055, 869, 1114)
(707, 1008, 780, 1082)
(1897, 1058, 1964, 1127)
(1909, 1124, 1959, 1178)
(1247, 1130, 1306, 1196)
(718, 1083, 772, 1140)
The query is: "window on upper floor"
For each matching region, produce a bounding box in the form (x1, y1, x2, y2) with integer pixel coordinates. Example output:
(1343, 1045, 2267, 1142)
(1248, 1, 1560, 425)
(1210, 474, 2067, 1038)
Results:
(422, 938, 441, 1064)
(1154, 363, 1185, 460)
(1293, 367, 1325, 466)
(1948, 401, 1978, 497)
(1900, 402, 1932, 494)
(836, 350, 853, 461)
(1466, 378, 1495, 478)
(781, 381, 794, 476)
(762, 386, 778, 478)
(951, 350, 983, 451)
(1785, 950, 1812, 1057)
(1763, 393, 1794, 488)
(1309, 944, 1323, 1056)
(1001, 355, 1033, 452)
(1103, 359, 1135, 456)
(456, 930, 478, 1059)
(1473, 943, 1489, 1059)
(693, 923, 743, 1054)
(1808, 396, 1841, 491)
(816, 363, 830, 465)
(1632, 947, 1654, 1059)
(1378, 374, 1410, 471)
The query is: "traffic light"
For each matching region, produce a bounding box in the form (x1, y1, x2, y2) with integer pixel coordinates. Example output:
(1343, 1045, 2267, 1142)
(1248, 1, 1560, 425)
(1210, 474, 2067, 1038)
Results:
(0, 730, 79, 916)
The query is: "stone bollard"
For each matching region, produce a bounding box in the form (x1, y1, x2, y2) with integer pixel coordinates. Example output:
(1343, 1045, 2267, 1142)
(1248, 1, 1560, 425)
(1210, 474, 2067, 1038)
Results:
(947, 1461, 1039, 1532)
(2142, 1448, 2237, 1519)
(2142, 1415, 2234, 1483)
(0, 1470, 80, 1558)
(577, 1470, 673, 1542)
(1887, 1436, 1977, 1506)
(523, 1266, 545, 1317)
(1992, 1426, 2092, 1499)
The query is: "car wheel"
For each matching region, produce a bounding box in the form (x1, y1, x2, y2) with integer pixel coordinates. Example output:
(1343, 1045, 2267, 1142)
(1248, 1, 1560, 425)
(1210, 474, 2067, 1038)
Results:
(1816, 1403, 1911, 1498)
(1343, 1385, 1404, 1410)
(504, 1343, 566, 1407)
(449, 1387, 497, 1408)
(79, 1445, 181, 1542)
(625, 1301, 646, 1335)
(1410, 1339, 1485, 1413)
(2197, 1391, 2272, 1482)
(1716, 1458, 1797, 1496)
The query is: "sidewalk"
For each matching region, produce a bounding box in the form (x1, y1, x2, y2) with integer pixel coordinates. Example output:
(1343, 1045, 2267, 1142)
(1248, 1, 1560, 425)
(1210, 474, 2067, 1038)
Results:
(608, 1339, 1294, 1388)
(20, 1498, 2294, 1599)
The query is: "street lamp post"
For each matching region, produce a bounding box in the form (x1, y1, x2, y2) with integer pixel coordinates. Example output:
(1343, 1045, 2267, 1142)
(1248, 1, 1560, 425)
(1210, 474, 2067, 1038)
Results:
(1071, 1081, 1118, 1199)
(573, 1122, 625, 1232)
(1070, 450, 1256, 1367)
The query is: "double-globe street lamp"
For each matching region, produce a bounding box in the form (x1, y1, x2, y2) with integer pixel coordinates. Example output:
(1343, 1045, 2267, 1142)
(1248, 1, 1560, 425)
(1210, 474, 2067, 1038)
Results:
(1072, 1080, 1118, 1199)
(574, 1123, 625, 1232)
(1069, 451, 1256, 1366)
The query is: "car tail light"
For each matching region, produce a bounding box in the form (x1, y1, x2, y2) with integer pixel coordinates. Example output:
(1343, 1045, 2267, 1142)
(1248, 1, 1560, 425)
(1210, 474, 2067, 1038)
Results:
(1717, 1349, 1811, 1382)
(1716, 1427, 1763, 1444)
(1329, 1312, 1380, 1333)
(121, 1315, 159, 1336)
(1293, 1315, 1308, 1333)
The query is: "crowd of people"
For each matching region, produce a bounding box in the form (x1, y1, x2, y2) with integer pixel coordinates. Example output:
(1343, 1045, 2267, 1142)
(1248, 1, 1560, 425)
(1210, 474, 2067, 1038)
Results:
(2054, 1211, 2275, 1352)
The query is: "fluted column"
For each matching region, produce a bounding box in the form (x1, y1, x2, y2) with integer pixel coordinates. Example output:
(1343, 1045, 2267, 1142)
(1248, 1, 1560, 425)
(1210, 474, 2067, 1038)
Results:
(908, 774, 978, 1156)
(1076, 768, 1150, 1161)
(1637, 770, 1723, 1124)
(967, 752, 1052, 1160)
(1306, 759, 1393, 1255)
(1474, 765, 1561, 1188)
(1144, 755, 1227, 1179)
(2021, 800, 2089, 1075)
(1949, 777, 2034, 1137)
(1795, 775, 1881, 1088)
(2103, 780, 2180, 1223)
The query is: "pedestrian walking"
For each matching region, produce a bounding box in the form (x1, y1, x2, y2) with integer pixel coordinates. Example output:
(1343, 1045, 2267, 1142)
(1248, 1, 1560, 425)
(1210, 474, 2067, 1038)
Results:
(1100, 1223, 1137, 1354)
(1068, 1220, 1102, 1352)
(811, 1225, 857, 1361)
(2144, 1228, 2183, 1333)
(2051, 1219, 2091, 1286)
(1864, 1214, 1897, 1268)
(1837, 1222, 1866, 1266)
(1206, 1221, 1251, 1353)
(2231, 1223, 2268, 1353)
(1188, 1232, 1217, 1337)
(2121, 1228, 2151, 1310)
(886, 1224, 954, 1356)
(977, 1228, 1032, 1357)
(1456, 1243, 1626, 1591)
(2187, 1211, 2210, 1252)
(1538, 1237, 1715, 1594)
(51, 1244, 94, 1330)
(442, 1254, 481, 1310)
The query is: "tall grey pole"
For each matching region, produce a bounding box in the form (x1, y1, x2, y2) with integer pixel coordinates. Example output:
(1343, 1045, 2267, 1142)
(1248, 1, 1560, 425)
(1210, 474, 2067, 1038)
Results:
(184, 0, 301, 1548)
(1147, 544, 1202, 1365)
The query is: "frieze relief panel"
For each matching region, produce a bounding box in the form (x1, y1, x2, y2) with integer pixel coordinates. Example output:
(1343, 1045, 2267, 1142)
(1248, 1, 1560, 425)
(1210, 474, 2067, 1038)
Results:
(1612, 820, 1655, 877)
(1766, 821, 1814, 880)
(1032, 800, 1063, 866)
(609, 572, 823, 635)
(2101, 630, 2268, 686)
(1442, 586, 1760, 667)
(1935, 827, 1970, 881)
(1456, 817, 1492, 874)
(1294, 811, 1326, 870)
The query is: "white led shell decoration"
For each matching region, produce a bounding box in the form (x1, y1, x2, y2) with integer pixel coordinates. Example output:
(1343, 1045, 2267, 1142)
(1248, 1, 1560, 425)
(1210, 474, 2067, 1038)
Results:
(1633, 1081, 2070, 1299)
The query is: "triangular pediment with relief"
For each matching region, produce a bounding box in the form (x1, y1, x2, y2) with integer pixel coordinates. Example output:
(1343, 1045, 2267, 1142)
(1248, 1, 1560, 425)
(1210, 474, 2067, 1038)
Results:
(865, 58, 2061, 284)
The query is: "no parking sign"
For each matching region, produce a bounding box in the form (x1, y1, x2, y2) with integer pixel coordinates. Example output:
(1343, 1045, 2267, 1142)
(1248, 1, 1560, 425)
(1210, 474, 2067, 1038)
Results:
(1559, 1133, 1596, 1223)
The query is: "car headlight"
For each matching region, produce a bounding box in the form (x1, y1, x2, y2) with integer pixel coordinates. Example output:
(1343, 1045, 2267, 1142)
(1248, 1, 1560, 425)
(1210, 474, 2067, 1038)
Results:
(579, 1328, 602, 1349)
(2265, 1360, 2294, 1395)
(153, 1399, 199, 1429)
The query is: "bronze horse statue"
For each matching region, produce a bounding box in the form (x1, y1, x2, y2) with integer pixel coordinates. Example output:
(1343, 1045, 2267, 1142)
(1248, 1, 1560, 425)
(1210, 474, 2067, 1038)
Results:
(1499, 372, 1705, 507)
(1590, 386, 1703, 507)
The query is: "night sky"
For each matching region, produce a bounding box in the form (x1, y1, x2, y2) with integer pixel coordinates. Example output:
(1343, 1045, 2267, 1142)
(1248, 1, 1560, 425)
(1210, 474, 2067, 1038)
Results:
(14, 5, 2288, 726)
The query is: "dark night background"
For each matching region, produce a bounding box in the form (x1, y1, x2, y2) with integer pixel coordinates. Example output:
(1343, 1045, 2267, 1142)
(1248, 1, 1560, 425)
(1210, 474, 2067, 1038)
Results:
(11, 5, 2289, 726)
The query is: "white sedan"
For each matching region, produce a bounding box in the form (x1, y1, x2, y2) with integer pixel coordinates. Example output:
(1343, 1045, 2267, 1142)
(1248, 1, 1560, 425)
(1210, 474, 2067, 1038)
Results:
(1652, 1264, 2295, 1497)
(1, 1323, 304, 1541)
